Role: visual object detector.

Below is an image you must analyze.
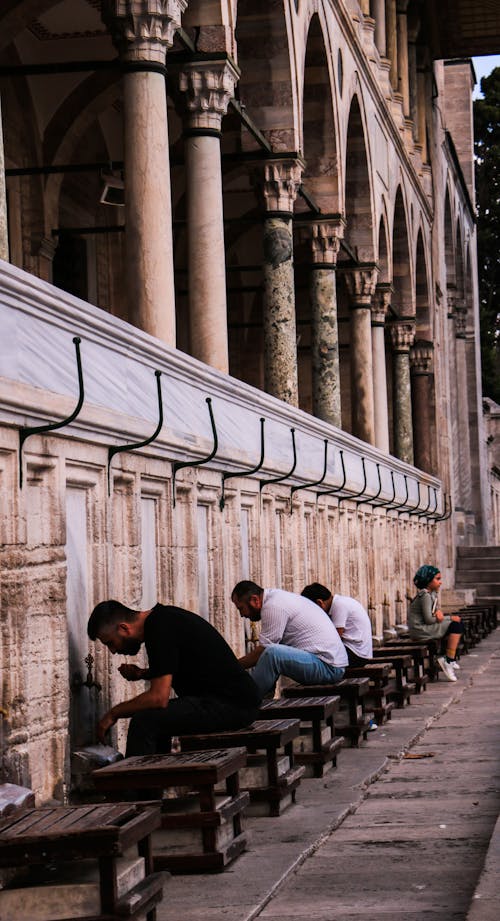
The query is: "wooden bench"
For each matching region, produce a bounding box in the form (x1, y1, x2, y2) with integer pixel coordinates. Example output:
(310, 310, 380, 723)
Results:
(368, 651, 416, 706)
(372, 645, 430, 693)
(283, 678, 372, 747)
(93, 748, 249, 873)
(259, 696, 344, 777)
(0, 802, 166, 921)
(384, 636, 440, 681)
(179, 719, 305, 816)
(344, 663, 396, 723)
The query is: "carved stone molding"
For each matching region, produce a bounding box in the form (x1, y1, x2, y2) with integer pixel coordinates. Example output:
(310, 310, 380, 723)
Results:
(371, 282, 393, 325)
(253, 158, 305, 214)
(453, 304, 467, 339)
(102, 0, 187, 63)
(390, 319, 416, 353)
(410, 339, 433, 375)
(344, 264, 378, 306)
(179, 59, 240, 132)
(297, 217, 345, 265)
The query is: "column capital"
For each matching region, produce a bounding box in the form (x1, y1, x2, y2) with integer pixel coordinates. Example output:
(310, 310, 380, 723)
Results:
(102, 0, 187, 64)
(371, 282, 393, 324)
(453, 304, 467, 339)
(296, 215, 346, 265)
(410, 339, 433, 375)
(343, 264, 379, 306)
(389, 318, 416, 353)
(178, 58, 240, 133)
(446, 284, 457, 316)
(253, 157, 305, 215)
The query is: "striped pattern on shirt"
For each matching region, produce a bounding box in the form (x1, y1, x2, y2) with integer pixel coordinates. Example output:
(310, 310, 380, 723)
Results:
(260, 588, 348, 668)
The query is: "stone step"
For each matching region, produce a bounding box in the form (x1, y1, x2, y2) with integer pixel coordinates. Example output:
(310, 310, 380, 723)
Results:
(457, 546, 500, 560)
(455, 584, 500, 596)
(456, 558, 500, 571)
(455, 571, 500, 583)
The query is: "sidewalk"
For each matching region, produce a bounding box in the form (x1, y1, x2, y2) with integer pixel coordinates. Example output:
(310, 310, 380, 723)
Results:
(158, 630, 500, 921)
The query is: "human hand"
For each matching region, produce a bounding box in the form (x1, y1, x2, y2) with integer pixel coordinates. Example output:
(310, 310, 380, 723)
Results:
(451, 615, 461, 623)
(118, 663, 144, 681)
(435, 609, 444, 622)
(97, 710, 116, 744)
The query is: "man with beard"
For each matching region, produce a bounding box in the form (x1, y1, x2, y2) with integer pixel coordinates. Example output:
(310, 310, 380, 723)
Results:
(87, 600, 261, 756)
(231, 581, 347, 697)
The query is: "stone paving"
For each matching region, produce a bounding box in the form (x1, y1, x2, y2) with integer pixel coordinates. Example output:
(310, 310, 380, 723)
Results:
(158, 631, 500, 921)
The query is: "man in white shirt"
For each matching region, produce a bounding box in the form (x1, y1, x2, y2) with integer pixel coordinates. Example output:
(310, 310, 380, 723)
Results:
(231, 580, 347, 697)
(301, 583, 373, 666)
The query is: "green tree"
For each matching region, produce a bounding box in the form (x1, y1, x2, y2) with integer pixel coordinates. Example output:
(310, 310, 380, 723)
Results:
(474, 66, 500, 403)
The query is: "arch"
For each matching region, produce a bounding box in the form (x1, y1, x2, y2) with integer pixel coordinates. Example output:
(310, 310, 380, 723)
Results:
(455, 218, 465, 305)
(415, 228, 431, 335)
(301, 13, 339, 211)
(444, 185, 455, 291)
(391, 185, 413, 315)
(377, 211, 390, 283)
(344, 94, 374, 261)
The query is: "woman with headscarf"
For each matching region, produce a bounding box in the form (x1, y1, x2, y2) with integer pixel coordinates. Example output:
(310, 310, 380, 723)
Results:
(408, 565, 463, 682)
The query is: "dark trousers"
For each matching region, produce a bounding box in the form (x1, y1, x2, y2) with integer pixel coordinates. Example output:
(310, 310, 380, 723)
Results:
(125, 695, 259, 757)
(346, 646, 373, 667)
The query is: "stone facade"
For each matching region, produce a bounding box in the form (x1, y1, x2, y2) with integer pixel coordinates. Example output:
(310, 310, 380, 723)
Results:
(0, 1, 493, 801)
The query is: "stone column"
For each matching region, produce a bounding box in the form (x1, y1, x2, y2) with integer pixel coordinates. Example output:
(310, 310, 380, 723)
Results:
(371, 284, 392, 453)
(360, 0, 371, 14)
(179, 59, 239, 373)
(298, 217, 345, 427)
(416, 64, 428, 161)
(410, 339, 433, 472)
(0, 95, 9, 261)
(373, 0, 387, 57)
(385, 0, 398, 90)
(453, 303, 472, 506)
(396, 0, 410, 118)
(254, 158, 304, 406)
(103, 0, 186, 346)
(407, 20, 419, 140)
(344, 265, 378, 445)
(390, 319, 415, 464)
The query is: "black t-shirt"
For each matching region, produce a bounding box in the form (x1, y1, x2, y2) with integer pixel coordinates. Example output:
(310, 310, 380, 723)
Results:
(144, 604, 261, 707)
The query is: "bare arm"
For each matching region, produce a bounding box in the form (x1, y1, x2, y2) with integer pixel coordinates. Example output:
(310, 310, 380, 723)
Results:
(238, 645, 265, 670)
(336, 626, 345, 638)
(97, 674, 172, 743)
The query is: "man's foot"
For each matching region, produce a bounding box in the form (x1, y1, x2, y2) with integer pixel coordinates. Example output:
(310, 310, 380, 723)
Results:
(437, 656, 457, 682)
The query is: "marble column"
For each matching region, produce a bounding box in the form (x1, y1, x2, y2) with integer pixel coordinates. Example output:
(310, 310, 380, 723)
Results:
(453, 303, 472, 506)
(0, 95, 8, 261)
(298, 218, 345, 427)
(254, 158, 304, 406)
(179, 59, 239, 373)
(410, 339, 433, 472)
(407, 20, 419, 140)
(371, 284, 392, 453)
(385, 0, 398, 90)
(396, 1, 410, 118)
(390, 319, 415, 464)
(373, 0, 387, 57)
(417, 64, 428, 162)
(344, 265, 378, 445)
(103, 0, 186, 346)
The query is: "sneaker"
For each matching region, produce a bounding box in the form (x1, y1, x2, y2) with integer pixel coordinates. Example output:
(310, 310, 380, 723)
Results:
(367, 719, 378, 732)
(437, 656, 457, 682)
(450, 660, 460, 670)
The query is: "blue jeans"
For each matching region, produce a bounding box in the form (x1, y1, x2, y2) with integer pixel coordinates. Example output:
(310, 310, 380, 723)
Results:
(251, 643, 345, 697)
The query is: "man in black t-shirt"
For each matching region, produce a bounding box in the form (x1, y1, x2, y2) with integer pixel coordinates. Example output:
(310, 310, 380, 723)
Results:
(87, 600, 261, 757)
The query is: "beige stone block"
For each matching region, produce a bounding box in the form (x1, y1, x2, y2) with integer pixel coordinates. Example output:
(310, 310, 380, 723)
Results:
(153, 818, 234, 855)
(293, 726, 332, 754)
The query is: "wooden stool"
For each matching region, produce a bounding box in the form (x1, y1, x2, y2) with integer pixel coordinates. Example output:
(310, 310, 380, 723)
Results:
(373, 645, 429, 693)
(179, 719, 305, 816)
(0, 802, 166, 921)
(93, 749, 248, 874)
(284, 678, 372, 746)
(259, 696, 344, 777)
(344, 663, 396, 723)
(370, 652, 416, 706)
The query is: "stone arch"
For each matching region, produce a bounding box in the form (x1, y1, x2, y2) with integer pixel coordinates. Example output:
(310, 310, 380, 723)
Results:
(444, 185, 455, 292)
(377, 211, 390, 283)
(301, 12, 339, 211)
(455, 218, 465, 306)
(415, 227, 431, 335)
(0, 0, 58, 53)
(391, 185, 413, 315)
(344, 93, 374, 262)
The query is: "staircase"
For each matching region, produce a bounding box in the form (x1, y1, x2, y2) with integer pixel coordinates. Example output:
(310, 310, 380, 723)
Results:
(455, 546, 500, 600)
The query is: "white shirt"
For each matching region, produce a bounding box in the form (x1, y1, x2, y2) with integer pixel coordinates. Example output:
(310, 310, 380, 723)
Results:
(260, 588, 348, 668)
(328, 594, 373, 659)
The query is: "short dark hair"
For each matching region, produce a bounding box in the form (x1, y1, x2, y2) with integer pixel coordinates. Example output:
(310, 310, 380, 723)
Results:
(301, 583, 332, 603)
(87, 600, 139, 640)
(231, 580, 264, 602)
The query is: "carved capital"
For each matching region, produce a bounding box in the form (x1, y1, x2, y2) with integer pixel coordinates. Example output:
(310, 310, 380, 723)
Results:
(410, 339, 433, 375)
(102, 0, 187, 63)
(390, 319, 416, 353)
(371, 283, 393, 325)
(253, 158, 305, 214)
(297, 217, 345, 265)
(344, 264, 378, 306)
(178, 59, 239, 132)
(453, 304, 467, 339)
(446, 284, 457, 317)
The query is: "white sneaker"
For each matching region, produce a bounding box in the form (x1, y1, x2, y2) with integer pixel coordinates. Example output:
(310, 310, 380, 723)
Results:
(451, 660, 460, 670)
(437, 656, 457, 682)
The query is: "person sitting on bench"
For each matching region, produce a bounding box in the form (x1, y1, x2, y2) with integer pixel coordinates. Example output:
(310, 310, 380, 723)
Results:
(87, 600, 261, 756)
(301, 583, 373, 667)
(231, 581, 347, 697)
(408, 566, 463, 682)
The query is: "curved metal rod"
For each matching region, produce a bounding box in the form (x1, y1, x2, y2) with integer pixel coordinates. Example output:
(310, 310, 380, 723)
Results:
(316, 448, 346, 499)
(172, 397, 218, 507)
(372, 469, 397, 509)
(387, 473, 409, 513)
(429, 492, 453, 522)
(108, 370, 164, 495)
(289, 439, 329, 513)
(259, 428, 297, 493)
(355, 461, 383, 507)
(219, 417, 266, 511)
(338, 455, 367, 508)
(423, 486, 439, 520)
(19, 336, 84, 489)
(399, 479, 421, 516)
(415, 483, 433, 519)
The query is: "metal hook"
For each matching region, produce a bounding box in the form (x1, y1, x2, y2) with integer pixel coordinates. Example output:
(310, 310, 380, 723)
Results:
(429, 492, 453, 522)
(355, 461, 383, 508)
(338, 455, 367, 508)
(259, 428, 297, 494)
(316, 448, 346, 500)
(108, 370, 163, 495)
(219, 417, 266, 510)
(415, 483, 433, 519)
(19, 336, 85, 489)
(172, 397, 218, 507)
(399, 479, 421, 516)
(423, 486, 439, 520)
(372, 469, 397, 509)
(388, 473, 409, 513)
(289, 439, 329, 513)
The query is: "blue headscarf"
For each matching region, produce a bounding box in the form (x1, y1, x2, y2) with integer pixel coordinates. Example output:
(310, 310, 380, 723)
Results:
(413, 565, 440, 589)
